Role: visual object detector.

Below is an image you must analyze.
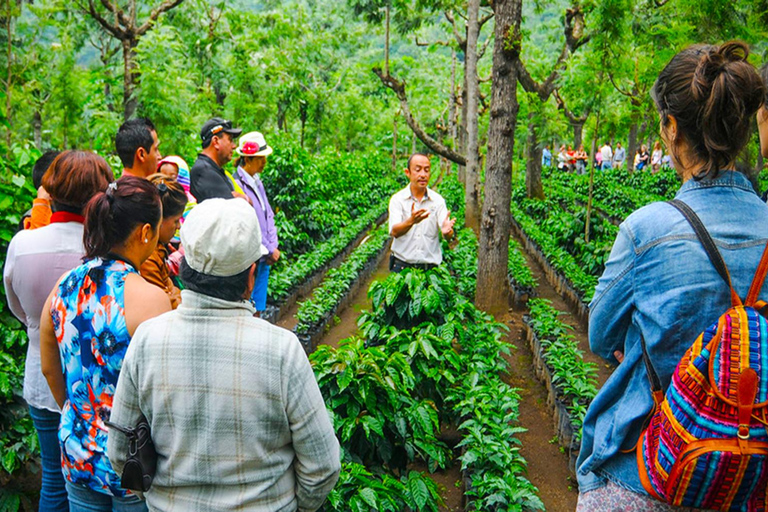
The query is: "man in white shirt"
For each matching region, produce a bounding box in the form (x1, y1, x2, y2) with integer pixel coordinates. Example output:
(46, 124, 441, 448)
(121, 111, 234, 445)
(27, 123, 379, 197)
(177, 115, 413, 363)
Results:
(388, 153, 456, 272)
(600, 142, 613, 171)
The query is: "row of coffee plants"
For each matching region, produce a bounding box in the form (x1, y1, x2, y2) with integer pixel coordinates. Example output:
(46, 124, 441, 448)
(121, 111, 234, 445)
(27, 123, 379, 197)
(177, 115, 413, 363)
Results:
(295, 226, 390, 340)
(524, 299, 598, 441)
(342, 265, 542, 511)
(264, 141, 401, 258)
(544, 167, 674, 221)
(0, 145, 44, 507)
(510, 196, 600, 303)
(508, 239, 537, 296)
(268, 200, 387, 304)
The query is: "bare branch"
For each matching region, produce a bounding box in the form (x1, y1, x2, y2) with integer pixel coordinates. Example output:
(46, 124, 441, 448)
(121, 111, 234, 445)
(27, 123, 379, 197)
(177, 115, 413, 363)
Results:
(98, 0, 130, 29)
(373, 67, 466, 166)
(136, 0, 185, 36)
(554, 89, 590, 124)
(444, 10, 466, 50)
(415, 36, 452, 48)
(478, 11, 494, 28)
(78, 0, 124, 38)
(478, 35, 492, 59)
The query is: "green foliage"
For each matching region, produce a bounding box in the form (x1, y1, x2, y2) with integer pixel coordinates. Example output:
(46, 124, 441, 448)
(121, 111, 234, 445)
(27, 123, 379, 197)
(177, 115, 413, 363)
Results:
(0, 143, 42, 503)
(268, 202, 387, 303)
(508, 239, 537, 292)
(295, 227, 390, 335)
(526, 299, 599, 439)
(311, 339, 450, 472)
(321, 462, 443, 512)
(264, 143, 399, 258)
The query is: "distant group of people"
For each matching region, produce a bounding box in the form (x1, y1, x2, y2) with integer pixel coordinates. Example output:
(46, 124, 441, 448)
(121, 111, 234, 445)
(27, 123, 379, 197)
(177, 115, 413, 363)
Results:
(4, 117, 340, 511)
(543, 139, 671, 174)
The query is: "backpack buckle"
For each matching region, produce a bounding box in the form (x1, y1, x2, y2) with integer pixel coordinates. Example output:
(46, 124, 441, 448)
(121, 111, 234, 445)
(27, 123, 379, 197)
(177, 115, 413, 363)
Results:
(738, 425, 750, 440)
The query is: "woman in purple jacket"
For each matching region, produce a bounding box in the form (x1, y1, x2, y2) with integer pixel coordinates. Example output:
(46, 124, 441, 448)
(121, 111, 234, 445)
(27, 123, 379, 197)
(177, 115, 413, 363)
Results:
(234, 132, 280, 313)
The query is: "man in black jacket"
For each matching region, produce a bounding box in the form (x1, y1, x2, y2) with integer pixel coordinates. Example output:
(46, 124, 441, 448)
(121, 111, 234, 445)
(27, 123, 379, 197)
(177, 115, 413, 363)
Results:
(190, 117, 243, 202)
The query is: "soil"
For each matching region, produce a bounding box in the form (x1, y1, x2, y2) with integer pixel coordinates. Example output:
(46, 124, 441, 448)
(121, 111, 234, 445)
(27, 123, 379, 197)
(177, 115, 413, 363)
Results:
(311, 249, 464, 511)
(317, 253, 391, 348)
(503, 310, 579, 512)
(510, 229, 614, 387)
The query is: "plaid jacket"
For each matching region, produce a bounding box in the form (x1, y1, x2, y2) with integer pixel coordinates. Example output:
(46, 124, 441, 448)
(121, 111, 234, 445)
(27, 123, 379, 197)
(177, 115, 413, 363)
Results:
(107, 290, 340, 511)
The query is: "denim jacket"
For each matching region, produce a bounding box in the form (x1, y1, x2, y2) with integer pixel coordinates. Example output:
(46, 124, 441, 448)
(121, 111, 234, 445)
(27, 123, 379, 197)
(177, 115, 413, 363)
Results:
(577, 171, 768, 494)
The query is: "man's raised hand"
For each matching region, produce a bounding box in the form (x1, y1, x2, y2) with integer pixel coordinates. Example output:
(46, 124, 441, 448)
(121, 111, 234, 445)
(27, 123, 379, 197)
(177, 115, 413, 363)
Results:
(441, 210, 456, 237)
(409, 202, 429, 225)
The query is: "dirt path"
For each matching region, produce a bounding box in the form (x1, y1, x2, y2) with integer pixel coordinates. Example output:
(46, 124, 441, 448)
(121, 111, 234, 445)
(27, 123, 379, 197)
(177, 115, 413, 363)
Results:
(315, 253, 390, 348)
(504, 229, 617, 511)
(503, 311, 578, 512)
(510, 230, 613, 387)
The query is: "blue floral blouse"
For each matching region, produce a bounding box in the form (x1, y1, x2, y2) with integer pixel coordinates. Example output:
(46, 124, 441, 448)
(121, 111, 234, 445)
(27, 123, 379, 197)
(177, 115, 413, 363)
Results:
(50, 257, 136, 497)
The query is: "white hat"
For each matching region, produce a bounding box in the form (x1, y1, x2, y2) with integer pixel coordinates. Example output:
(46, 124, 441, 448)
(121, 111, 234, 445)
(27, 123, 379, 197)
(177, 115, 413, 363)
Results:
(180, 198, 269, 277)
(236, 131, 273, 157)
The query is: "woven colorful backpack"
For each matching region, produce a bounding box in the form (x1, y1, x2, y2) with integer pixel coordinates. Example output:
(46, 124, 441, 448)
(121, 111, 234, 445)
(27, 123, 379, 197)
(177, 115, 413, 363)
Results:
(637, 200, 768, 511)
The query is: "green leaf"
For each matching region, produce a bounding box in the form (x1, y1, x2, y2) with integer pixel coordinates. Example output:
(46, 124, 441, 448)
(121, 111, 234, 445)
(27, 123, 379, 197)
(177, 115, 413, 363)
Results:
(407, 472, 429, 510)
(359, 487, 378, 508)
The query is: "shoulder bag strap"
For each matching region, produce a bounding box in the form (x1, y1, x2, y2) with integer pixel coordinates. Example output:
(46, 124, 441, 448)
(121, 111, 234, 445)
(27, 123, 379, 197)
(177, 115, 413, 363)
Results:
(668, 199, 742, 307)
(745, 242, 768, 307)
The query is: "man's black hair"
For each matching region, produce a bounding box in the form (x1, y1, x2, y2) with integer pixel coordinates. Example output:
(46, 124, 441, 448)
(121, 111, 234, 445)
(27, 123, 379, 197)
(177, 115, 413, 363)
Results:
(407, 152, 430, 170)
(32, 150, 61, 190)
(179, 259, 251, 302)
(115, 117, 156, 168)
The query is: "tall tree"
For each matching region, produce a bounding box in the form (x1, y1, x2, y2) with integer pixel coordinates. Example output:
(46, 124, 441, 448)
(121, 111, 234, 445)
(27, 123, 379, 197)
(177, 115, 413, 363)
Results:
(474, 0, 522, 312)
(516, 4, 588, 199)
(463, 0, 481, 227)
(74, 0, 185, 120)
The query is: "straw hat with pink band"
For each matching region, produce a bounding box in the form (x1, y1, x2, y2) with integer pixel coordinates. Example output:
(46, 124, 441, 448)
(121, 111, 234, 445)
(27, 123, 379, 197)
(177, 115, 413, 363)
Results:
(236, 132, 273, 157)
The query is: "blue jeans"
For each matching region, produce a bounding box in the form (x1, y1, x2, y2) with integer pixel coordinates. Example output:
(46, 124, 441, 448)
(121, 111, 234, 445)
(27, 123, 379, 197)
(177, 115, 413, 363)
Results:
(601, 161, 612, 171)
(28, 406, 69, 512)
(251, 260, 271, 311)
(65, 482, 147, 512)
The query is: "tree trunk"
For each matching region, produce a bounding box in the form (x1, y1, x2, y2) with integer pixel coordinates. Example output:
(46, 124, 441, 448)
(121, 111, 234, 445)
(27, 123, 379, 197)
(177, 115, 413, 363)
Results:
(33, 110, 42, 150)
(627, 119, 638, 171)
(122, 39, 138, 121)
(384, 4, 390, 76)
(464, 0, 481, 229)
(572, 120, 584, 148)
(475, 0, 522, 314)
(299, 101, 307, 148)
(591, 109, 601, 173)
(525, 114, 544, 199)
(449, 48, 458, 146)
(392, 111, 398, 172)
(277, 100, 288, 131)
(458, 66, 468, 183)
(5, 10, 11, 147)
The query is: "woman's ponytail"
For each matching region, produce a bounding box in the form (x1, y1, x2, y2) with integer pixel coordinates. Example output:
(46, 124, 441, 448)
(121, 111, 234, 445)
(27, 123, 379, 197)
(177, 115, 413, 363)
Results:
(83, 176, 162, 260)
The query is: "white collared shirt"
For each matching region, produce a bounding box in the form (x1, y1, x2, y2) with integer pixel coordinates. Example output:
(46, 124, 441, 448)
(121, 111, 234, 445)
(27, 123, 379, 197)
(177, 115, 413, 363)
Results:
(388, 185, 449, 265)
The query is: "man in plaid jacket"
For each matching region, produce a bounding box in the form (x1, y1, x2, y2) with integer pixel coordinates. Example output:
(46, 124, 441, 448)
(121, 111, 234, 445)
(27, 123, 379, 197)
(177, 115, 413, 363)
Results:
(108, 198, 340, 511)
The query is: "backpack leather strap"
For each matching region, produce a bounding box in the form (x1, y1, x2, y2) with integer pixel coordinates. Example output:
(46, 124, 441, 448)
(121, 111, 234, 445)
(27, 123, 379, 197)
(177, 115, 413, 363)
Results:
(668, 199, 742, 307)
(745, 243, 768, 307)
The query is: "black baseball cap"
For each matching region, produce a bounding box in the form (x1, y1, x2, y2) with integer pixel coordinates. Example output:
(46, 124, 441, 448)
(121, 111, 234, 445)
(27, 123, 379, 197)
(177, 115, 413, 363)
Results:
(200, 117, 242, 146)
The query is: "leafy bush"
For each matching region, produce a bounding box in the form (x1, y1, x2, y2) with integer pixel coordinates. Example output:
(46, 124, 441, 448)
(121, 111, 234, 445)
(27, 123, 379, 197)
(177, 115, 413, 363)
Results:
(526, 299, 599, 439)
(321, 462, 443, 512)
(311, 339, 450, 473)
(0, 144, 42, 505)
(295, 227, 389, 334)
(508, 239, 537, 292)
(263, 141, 400, 257)
(268, 200, 387, 303)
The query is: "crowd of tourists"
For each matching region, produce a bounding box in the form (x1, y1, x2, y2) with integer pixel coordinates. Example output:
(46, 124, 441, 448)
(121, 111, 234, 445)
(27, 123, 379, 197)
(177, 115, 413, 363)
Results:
(6, 39, 768, 512)
(544, 138, 671, 174)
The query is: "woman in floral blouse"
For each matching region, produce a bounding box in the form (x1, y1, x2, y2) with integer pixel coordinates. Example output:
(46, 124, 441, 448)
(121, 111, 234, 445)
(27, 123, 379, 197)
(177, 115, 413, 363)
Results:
(39, 176, 171, 512)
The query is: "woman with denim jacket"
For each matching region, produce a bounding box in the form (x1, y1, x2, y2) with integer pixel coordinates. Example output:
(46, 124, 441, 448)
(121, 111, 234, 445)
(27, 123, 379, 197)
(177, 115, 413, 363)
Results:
(576, 41, 768, 510)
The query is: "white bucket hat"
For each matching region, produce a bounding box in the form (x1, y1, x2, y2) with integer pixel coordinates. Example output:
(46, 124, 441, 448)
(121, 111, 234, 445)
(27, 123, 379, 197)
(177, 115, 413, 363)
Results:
(236, 131, 273, 157)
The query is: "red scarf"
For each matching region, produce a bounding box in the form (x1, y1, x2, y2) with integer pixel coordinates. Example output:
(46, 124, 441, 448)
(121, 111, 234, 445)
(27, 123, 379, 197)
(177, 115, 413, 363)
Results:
(50, 211, 85, 224)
